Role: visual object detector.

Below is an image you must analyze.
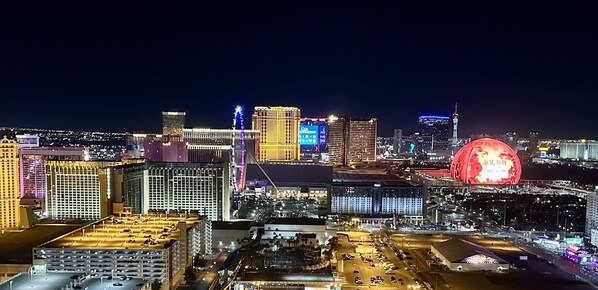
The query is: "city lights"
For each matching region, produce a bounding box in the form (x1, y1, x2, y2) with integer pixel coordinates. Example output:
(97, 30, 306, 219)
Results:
(0, 4, 596, 290)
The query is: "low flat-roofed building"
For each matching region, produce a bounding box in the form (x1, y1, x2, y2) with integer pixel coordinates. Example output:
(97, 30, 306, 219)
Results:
(262, 218, 335, 245)
(33, 214, 211, 289)
(431, 238, 509, 272)
(409, 168, 463, 187)
(0, 272, 150, 290)
(233, 273, 336, 290)
(331, 172, 426, 223)
(245, 162, 332, 199)
(211, 220, 257, 250)
(0, 224, 82, 282)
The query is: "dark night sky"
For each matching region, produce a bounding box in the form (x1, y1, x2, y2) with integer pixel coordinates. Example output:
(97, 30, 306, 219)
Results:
(1, 2, 597, 138)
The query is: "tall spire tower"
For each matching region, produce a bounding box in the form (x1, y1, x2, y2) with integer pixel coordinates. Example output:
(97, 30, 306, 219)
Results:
(452, 102, 459, 147)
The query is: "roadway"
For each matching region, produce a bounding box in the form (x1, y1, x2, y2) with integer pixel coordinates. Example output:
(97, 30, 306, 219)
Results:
(183, 251, 230, 290)
(515, 241, 598, 288)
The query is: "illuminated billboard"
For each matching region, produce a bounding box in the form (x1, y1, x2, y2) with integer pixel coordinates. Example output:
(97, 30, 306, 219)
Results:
(319, 126, 326, 145)
(450, 138, 522, 185)
(299, 125, 318, 145)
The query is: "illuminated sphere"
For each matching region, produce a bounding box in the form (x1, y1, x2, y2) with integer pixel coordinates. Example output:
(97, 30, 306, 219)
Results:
(450, 138, 521, 185)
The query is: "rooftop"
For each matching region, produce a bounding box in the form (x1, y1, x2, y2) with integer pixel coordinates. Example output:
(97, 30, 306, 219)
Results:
(0, 225, 83, 264)
(0, 272, 147, 290)
(212, 221, 256, 230)
(241, 272, 333, 282)
(38, 215, 203, 250)
(432, 238, 507, 263)
(266, 218, 326, 226)
(246, 163, 333, 185)
(333, 172, 418, 187)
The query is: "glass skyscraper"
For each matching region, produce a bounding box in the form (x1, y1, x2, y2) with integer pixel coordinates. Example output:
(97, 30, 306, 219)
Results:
(162, 111, 186, 136)
(418, 115, 450, 152)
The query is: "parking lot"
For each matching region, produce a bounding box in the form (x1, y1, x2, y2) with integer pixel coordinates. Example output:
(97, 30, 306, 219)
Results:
(337, 231, 595, 290)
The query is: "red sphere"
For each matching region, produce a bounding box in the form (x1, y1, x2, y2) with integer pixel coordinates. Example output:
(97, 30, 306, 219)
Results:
(450, 138, 522, 185)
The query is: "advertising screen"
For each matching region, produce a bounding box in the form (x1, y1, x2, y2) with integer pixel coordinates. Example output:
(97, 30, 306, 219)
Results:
(299, 125, 318, 145)
(319, 126, 326, 145)
(451, 138, 522, 185)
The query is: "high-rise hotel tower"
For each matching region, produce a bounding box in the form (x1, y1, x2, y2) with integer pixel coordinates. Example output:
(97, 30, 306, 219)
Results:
(0, 134, 20, 228)
(252, 106, 300, 161)
(162, 111, 186, 137)
(45, 160, 122, 220)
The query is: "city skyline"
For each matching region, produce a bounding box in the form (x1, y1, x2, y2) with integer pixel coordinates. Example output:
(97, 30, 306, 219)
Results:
(2, 3, 598, 290)
(1, 3, 598, 138)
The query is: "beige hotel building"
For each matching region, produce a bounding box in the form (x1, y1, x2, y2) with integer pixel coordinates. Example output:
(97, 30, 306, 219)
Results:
(252, 106, 300, 161)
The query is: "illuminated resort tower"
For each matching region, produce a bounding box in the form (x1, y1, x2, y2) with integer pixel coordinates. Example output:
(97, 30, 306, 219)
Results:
(45, 160, 121, 220)
(452, 102, 459, 147)
(0, 134, 20, 228)
(162, 111, 186, 137)
(252, 106, 300, 161)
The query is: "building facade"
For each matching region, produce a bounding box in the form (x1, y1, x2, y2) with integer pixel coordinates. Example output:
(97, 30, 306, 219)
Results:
(346, 118, 377, 164)
(327, 116, 377, 166)
(586, 191, 598, 238)
(560, 141, 598, 160)
(143, 137, 188, 162)
(417, 115, 450, 152)
(393, 129, 402, 155)
(327, 115, 348, 166)
(0, 136, 20, 228)
(162, 111, 186, 137)
(112, 162, 230, 221)
(113, 163, 149, 214)
(252, 106, 300, 161)
(124, 133, 162, 159)
(147, 162, 229, 221)
(529, 132, 539, 157)
(330, 181, 425, 219)
(15, 134, 39, 148)
(299, 118, 328, 162)
(33, 214, 211, 289)
(19, 147, 88, 199)
(45, 160, 122, 220)
(183, 128, 260, 163)
(262, 218, 335, 246)
(500, 132, 518, 150)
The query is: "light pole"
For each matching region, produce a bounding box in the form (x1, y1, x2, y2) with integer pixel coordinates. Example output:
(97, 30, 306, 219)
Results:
(556, 205, 560, 229)
(503, 202, 507, 227)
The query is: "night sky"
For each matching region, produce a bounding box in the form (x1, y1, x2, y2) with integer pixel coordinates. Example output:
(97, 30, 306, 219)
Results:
(1, 2, 597, 138)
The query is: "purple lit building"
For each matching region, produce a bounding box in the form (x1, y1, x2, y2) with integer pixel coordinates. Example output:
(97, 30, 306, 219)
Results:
(19, 147, 89, 199)
(124, 133, 162, 159)
(143, 137, 188, 162)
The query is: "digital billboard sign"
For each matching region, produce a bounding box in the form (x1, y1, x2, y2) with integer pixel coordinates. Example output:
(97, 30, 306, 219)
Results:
(299, 125, 318, 145)
(319, 126, 326, 145)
